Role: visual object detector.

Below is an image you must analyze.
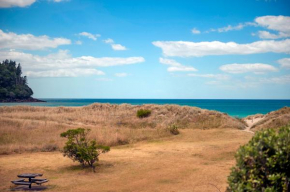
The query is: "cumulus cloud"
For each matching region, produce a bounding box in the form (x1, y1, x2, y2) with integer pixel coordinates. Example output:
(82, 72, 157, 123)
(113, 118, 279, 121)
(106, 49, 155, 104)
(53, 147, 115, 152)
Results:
(111, 44, 127, 51)
(152, 39, 290, 57)
(254, 16, 290, 39)
(191, 28, 200, 34)
(159, 58, 197, 72)
(0, 29, 71, 50)
(103, 38, 127, 51)
(0, 0, 36, 8)
(277, 58, 290, 69)
(26, 68, 104, 77)
(255, 16, 290, 35)
(207, 16, 290, 39)
(0, 50, 145, 77)
(79, 32, 100, 41)
(115, 73, 128, 77)
(188, 73, 229, 80)
(219, 63, 278, 74)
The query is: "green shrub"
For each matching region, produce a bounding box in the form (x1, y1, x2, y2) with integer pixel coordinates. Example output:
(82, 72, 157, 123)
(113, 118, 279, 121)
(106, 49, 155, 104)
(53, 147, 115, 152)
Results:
(60, 128, 110, 172)
(137, 109, 151, 118)
(227, 125, 290, 192)
(168, 124, 179, 135)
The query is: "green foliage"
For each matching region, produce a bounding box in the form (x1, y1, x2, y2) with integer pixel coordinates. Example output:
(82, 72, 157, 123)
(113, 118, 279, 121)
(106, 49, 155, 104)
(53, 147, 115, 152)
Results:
(168, 124, 179, 135)
(60, 128, 110, 172)
(137, 109, 151, 118)
(227, 125, 290, 192)
(0, 59, 33, 100)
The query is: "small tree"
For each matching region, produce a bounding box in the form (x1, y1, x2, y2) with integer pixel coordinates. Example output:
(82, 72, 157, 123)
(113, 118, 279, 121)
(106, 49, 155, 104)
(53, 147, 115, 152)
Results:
(60, 128, 110, 172)
(227, 125, 290, 191)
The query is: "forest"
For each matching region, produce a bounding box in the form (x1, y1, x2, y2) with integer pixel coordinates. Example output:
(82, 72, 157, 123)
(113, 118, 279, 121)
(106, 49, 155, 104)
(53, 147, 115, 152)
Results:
(0, 60, 34, 101)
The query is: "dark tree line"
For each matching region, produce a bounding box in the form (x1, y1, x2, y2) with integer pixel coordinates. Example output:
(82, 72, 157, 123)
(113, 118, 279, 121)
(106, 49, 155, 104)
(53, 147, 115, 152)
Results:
(0, 60, 33, 100)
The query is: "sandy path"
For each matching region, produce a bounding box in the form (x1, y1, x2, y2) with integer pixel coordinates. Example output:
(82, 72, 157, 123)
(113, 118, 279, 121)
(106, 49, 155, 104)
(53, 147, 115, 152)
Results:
(244, 117, 264, 133)
(0, 129, 252, 192)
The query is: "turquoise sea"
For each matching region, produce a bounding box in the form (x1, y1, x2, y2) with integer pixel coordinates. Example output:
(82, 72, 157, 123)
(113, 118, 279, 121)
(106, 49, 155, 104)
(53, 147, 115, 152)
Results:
(1, 99, 290, 118)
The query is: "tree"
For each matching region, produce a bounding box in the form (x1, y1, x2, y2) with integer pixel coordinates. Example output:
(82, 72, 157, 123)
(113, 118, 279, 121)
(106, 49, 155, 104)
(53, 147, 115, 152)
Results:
(60, 128, 110, 172)
(227, 125, 290, 192)
(0, 60, 33, 100)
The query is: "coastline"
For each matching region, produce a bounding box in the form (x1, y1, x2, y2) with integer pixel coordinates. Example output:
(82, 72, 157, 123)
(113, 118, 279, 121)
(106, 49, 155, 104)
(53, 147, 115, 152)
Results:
(0, 97, 46, 103)
(0, 99, 289, 118)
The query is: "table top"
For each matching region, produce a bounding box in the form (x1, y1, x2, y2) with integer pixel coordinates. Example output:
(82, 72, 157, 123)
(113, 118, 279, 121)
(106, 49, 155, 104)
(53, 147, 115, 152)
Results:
(17, 173, 43, 178)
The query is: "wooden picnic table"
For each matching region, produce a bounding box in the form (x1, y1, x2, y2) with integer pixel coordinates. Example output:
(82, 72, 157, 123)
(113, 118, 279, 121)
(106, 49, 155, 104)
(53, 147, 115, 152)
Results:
(11, 173, 48, 189)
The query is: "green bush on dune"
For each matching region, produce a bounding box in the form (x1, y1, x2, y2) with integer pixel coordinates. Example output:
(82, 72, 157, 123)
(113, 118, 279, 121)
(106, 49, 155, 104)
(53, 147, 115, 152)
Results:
(227, 125, 290, 192)
(60, 128, 110, 172)
(137, 109, 151, 118)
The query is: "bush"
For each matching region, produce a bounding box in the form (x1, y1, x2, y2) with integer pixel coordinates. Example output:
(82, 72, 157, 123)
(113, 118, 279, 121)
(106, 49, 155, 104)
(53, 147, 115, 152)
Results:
(60, 128, 110, 172)
(168, 124, 179, 135)
(227, 125, 290, 192)
(137, 109, 151, 118)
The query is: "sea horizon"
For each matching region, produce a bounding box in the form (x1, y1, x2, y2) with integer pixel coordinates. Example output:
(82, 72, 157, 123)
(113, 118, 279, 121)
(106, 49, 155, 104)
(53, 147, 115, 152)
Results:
(1, 98, 290, 118)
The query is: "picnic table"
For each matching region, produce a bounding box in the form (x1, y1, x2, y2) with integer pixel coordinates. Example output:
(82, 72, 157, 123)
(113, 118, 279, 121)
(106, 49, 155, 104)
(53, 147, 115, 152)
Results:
(11, 173, 48, 189)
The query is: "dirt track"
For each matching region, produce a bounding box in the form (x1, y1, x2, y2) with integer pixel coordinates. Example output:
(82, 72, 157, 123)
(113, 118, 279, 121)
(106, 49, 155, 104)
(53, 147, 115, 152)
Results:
(0, 129, 252, 192)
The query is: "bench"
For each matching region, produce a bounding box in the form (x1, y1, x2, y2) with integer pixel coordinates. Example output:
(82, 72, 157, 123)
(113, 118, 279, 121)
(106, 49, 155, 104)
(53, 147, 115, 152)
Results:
(11, 179, 25, 183)
(31, 178, 49, 185)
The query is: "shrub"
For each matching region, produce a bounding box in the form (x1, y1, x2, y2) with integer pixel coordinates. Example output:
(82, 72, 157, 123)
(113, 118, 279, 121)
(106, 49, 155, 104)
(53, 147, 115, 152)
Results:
(227, 125, 290, 192)
(60, 128, 110, 172)
(168, 124, 179, 135)
(137, 109, 151, 118)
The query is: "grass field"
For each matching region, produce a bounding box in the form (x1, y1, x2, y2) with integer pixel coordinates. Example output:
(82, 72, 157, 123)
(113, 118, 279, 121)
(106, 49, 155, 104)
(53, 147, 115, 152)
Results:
(0, 128, 252, 192)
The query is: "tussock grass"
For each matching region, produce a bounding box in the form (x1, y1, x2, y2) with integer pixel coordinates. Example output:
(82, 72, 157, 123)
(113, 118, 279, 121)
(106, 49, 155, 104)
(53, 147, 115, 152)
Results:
(0, 103, 245, 154)
(248, 107, 290, 131)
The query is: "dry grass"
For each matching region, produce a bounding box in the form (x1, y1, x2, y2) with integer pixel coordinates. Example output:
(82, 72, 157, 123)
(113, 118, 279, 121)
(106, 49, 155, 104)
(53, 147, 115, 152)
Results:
(249, 107, 290, 131)
(0, 104, 245, 154)
(0, 129, 252, 192)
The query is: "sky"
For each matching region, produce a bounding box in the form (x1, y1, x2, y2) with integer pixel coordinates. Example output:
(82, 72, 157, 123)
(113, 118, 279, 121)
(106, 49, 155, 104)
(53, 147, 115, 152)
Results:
(0, 0, 290, 99)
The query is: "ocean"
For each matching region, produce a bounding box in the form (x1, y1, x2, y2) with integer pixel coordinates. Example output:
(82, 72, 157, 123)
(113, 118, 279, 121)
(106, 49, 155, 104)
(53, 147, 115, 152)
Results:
(1, 99, 290, 118)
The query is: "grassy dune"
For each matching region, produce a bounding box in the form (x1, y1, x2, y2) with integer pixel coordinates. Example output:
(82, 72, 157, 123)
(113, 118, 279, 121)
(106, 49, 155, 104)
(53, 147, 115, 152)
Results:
(0, 103, 246, 155)
(244, 107, 290, 131)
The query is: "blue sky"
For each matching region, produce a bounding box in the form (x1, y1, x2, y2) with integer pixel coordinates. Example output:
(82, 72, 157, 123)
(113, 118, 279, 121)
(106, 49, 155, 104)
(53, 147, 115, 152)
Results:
(0, 0, 290, 99)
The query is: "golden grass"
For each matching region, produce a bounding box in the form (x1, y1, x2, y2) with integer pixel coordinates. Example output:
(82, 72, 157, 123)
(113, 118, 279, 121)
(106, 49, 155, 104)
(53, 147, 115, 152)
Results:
(0, 104, 246, 154)
(249, 107, 290, 131)
(0, 129, 252, 192)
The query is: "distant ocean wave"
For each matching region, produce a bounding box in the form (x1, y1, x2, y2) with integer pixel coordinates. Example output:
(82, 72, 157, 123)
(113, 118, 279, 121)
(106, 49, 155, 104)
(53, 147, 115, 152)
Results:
(1, 99, 290, 118)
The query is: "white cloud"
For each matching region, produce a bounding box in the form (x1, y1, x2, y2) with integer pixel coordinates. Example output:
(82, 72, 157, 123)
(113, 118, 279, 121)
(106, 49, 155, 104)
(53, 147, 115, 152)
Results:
(112, 44, 127, 51)
(159, 58, 197, 72)
(255, 16, 290, 35)
(75, 40, 82, 45)
(79, 32, 100, 41)
(188, 73, 229, 80)
(207, 22, 256, 33)
(0, 50, 145, 77)
(252, 16, 290, 39)
(207, 16, 290, 39)
(219, 63, 278, 74)
(246, 75, 290, 84)
(0, 29, 71, 50)
(277, 58, 290, 69)
(115, 73, 128, 77)
(0, 0, 36, 8)
(191, 28, 200, 34)
(217, 22, 256, 33)
(104, 38, 114, 44)
(53, 0, 69, 2)
(26, 68, 104, 77)
(104, 38, 127, 51)
(152, 39, 290, 57)
(260, 75, 290, 84)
